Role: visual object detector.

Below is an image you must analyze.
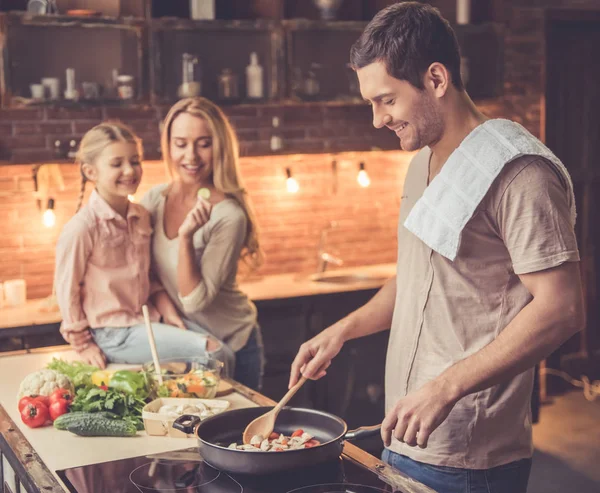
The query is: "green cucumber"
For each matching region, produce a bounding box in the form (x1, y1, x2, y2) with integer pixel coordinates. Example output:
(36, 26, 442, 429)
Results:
(53, 412, 118, 430)
(65, 415, 137, 437)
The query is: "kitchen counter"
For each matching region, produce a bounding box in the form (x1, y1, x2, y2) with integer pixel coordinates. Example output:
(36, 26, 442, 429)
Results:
(0, 346, 432, 493)
(0, 263, 396, 331)
(0, 347, 262, 492)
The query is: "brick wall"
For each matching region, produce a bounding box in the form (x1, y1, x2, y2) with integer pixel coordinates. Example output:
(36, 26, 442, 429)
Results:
(0, 150, 414, 299)
(0, 103, 401, 163)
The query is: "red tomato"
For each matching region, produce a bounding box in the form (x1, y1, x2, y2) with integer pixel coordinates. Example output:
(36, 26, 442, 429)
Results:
(18, 395, 49, 413)
(268, 432, 279, 440)
(49, 388, 72, 405)
(49, 399, 70, 421)
(291, 429, 304, 438)
(20, 402, 49, 428)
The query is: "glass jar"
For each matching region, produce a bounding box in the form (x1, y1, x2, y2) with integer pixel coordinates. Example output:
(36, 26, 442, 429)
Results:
(117, 75, 135, 100)
(218, 68, 239, 102)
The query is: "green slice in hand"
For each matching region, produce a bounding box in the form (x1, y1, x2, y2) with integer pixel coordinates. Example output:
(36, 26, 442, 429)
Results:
(198, 188, 211, 200)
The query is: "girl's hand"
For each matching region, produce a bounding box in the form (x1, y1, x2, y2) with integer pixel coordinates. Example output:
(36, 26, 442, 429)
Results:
(178, 198, 212, 239)
(77, 342, 107, 369)
(63, 329, 93, 350)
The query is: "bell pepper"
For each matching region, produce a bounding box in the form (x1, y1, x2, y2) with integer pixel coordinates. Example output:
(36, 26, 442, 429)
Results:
(108, 370, 149, 399)
(91, 370, 114, 387)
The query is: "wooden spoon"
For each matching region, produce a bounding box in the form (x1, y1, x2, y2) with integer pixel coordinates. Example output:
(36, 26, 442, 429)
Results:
(242, 375, 308, 445)
(142, 304, 163, 385)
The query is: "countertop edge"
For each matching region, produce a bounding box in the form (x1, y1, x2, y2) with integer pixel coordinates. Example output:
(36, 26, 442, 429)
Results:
(0, 263, 397, 331)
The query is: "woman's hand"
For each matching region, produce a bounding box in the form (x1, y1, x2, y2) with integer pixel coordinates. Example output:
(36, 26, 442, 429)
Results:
(178, 198, 212, 239)
(153, 290, 186, 330)
(77, 342, 107, 369)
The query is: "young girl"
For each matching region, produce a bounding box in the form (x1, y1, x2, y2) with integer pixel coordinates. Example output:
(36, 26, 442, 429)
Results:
(55, 122, 233, 371)
(142, 97, 265, 390)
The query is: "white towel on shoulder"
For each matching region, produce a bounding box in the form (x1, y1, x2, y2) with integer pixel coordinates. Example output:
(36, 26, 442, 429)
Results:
(403, 119, 576, 261)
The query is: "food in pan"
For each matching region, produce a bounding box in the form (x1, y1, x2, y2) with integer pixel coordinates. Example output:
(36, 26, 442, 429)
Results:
(228, 428, 321, 452)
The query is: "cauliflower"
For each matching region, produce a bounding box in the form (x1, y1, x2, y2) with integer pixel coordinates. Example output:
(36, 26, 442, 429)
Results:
(17, 369, 74, 399)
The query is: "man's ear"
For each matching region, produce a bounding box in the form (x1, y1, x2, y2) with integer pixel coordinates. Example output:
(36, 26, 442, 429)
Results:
(81, 163, 96, 181)
(423, 62, 450, 98)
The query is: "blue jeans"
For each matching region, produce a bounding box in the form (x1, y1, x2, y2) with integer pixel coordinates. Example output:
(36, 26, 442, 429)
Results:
(91, 319, 236, 378)
(233, 326, 264, 391)
(382, 448, 532, 493)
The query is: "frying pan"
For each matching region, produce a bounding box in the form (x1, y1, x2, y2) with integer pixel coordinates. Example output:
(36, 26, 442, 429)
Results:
(173, 406, 381, 475)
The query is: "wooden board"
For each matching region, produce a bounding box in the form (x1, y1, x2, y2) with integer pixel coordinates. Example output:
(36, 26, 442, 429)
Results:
(216, 379, 234, 396)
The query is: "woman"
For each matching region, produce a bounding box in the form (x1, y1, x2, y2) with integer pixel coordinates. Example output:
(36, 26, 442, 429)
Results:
(142, 97, 265, 390)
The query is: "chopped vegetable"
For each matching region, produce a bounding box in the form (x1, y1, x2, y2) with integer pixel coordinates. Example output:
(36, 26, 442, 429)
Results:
(17, 369, 74, 400)
(230, 430, 319, 452)
(155, 369, 218, 399)
(46, 359, 99, 388)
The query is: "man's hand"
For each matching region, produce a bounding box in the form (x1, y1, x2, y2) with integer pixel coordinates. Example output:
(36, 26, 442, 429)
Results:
(77, 342, 107, 369)
(289, 327, 344, 388)
(154, 291, 186, 329)
(381, 378, 459, 448)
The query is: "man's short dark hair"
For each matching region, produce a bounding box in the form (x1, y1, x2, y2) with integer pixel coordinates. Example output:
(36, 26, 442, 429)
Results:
(350, 1, 464, 91)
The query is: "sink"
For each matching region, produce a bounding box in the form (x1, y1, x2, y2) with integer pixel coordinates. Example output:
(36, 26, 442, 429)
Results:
(309, 272, 390, 284)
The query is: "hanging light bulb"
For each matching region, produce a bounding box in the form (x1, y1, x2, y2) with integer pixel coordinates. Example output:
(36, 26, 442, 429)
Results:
(285, 167, 299, 193)
(357, 162, 371, 188)
(43, 198, 56, 228)
(127, 194, 136, 203)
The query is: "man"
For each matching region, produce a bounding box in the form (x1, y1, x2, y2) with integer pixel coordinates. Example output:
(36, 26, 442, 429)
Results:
(288, 3, 585, 493)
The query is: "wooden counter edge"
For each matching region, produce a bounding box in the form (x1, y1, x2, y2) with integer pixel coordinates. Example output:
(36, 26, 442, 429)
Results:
(0, 405, 64, 493)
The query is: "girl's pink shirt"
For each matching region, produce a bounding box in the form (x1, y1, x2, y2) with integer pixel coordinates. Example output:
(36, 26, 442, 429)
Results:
(55, 189, 161, 333)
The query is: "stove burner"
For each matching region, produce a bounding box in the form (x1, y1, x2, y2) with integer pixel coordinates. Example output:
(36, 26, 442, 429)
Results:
(129, 460, 225, 491)
(286, 485, 389, 493)
(57, 447, 397, 493)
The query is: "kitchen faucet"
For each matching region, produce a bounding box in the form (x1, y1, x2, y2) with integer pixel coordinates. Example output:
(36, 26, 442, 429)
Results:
(317, 220, 343, 273)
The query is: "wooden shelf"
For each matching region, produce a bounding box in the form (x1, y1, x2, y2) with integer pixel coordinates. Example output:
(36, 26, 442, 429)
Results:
(149, 18, 283, 104)
(0, 12, 147, 107)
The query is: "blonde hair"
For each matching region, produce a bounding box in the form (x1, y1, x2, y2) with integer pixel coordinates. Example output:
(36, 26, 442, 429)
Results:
(75, 122, 142, 212)
(161, 97, 264, 270)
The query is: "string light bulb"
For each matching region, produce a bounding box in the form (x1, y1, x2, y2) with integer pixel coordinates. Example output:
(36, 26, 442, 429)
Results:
(357, 162, 371, 188)
(285, 167, 299, 193)
(43, 198, 56, 228)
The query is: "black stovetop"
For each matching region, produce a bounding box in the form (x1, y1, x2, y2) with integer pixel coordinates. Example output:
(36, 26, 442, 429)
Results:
(56, 447, 400, 493)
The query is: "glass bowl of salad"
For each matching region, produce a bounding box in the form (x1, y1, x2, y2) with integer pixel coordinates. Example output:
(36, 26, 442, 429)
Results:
(143, 356, 223, 399)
